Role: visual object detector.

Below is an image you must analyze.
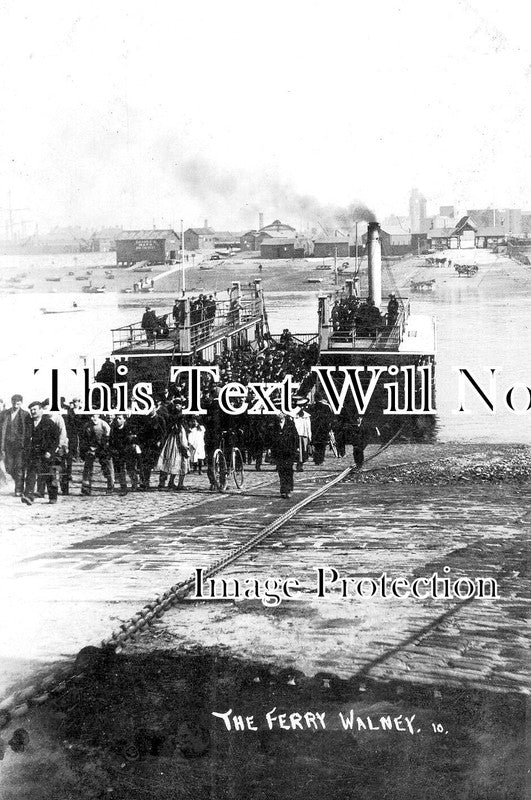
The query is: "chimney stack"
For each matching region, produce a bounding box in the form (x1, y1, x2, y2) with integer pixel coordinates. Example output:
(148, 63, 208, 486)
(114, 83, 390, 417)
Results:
(259, 212, 264, 231)
(204, 219, 208, 229)
(367, 221, 382, 307)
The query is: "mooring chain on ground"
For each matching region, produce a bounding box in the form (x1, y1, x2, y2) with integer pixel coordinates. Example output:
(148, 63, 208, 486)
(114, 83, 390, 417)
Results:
(0, 461, 358, 729)
(0, 427, 417, 730)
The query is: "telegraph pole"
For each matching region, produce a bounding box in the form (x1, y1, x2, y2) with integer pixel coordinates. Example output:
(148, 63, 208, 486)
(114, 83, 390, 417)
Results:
(354, 221, 359, 272)
(181, 218, 186, 295)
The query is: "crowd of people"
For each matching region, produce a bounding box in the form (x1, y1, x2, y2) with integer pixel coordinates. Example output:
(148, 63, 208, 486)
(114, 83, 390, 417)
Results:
(208, 333, 319, 387)
(141, 295, 219, 343)
(331, 293, 400, 336)
(0, 333, 376, 505)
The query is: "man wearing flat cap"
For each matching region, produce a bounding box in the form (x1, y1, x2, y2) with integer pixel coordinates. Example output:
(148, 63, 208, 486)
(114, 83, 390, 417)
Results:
(0, 394, 31, 496)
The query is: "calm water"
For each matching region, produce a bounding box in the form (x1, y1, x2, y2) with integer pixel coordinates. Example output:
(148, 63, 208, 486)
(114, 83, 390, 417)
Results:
(0, 254, 529, 443)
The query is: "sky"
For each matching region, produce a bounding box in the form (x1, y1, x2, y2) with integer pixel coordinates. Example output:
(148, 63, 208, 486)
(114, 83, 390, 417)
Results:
(0, 0, 529, 233)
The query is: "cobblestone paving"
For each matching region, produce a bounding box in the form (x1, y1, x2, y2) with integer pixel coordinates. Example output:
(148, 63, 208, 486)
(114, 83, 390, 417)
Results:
(1, 444, 529, 698)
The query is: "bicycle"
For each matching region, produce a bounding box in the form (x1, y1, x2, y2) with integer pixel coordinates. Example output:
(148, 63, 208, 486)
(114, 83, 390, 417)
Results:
(212, 429, 245, 492)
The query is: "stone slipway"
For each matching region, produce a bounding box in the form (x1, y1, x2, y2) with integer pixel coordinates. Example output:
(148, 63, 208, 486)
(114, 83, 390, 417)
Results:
(2, 442, 527, 701)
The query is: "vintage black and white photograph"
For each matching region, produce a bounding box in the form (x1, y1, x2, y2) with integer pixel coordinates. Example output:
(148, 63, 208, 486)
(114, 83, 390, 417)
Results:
(0, 1, 529, 798)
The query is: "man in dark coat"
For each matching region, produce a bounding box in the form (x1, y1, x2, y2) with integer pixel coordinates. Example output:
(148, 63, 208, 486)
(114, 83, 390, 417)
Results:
(110, 414, 139, 494)
(269, 413, 299, 498)
(0, 394, 31, 496)
(141, 306, 158, 343)
(136, 406, 167, 490)
(349, 415, 380, 468)
(310, 399, 334, 465)
(203, 390, 234, 490)
(387, 293, 399, 326)
(21, 401, 60, 505)
(80, 414, 114, 495)
(62, 398, 83, 485)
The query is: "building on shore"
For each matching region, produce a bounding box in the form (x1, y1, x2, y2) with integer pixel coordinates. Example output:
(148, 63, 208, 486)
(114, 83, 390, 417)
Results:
(240, 230, 259, 251)
(240, 219, 297, 253)
(183, 227, 216, 251)
(313, 237, 350, 258)
(501, 209, 522, 235)
(212, 231, 243, 251)
(361, 225, 412, 256)
(426, 227, 454, 249)
(259, 236, 312, 259)
(116, 230, 181, 266)
(259, 219, 296, 238)
(91, 227, 123, 252)
(466, 208, 521, 235)
(16, 226, 93, 254)
(409, 188, 427, 233)
(474, 227, 507, 248)
(467, 209, 497, 228)
(521, 214, 531, 236)
(260, 238, 299, 259)
(427, 216, 507, 250)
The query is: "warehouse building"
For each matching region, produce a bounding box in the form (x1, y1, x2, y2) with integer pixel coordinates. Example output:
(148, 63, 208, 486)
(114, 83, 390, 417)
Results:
(183, 227, 216, 251)
(241, 219, 298, 253)
(313, 237, 350, 258)
(260, 238, 299, 259)
(240, 230, 259, 251)
(427, 227, 455, 249)
(361, 225, 412, 256)
(474, 227, 506, 248)
(116, 230, 181, 266)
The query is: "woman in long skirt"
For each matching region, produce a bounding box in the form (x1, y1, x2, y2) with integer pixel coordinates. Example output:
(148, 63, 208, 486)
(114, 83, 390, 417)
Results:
(157, 416, 190, 490)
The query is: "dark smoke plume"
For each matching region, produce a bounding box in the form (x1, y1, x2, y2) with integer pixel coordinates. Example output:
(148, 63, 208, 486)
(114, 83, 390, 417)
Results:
(175, 157, 375, 229)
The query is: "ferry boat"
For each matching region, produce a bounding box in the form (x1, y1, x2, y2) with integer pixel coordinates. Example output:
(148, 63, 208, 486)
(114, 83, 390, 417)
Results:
(314, 222, 436, 438)
(107, 222, 436, 433)
(317, 222, 436, 370)
(110, 280, 268, 392)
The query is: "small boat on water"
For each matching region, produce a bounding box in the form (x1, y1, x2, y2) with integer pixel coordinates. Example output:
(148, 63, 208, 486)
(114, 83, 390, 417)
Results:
(46, 277, 61, 282)
(68, 271, 75, 276)
(41, 307, 85, 314)
(82, 284, 106, 294)
(75, 276, 85, 280)
(199, 265, 215, 270)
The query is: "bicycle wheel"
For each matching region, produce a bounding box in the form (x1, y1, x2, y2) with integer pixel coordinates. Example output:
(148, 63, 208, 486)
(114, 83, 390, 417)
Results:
(232, 447, 245, 489)
(212, 449, 228, 492)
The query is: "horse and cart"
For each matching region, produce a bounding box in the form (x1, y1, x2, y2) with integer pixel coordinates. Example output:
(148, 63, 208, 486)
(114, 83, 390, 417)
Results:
(454, 263, 479, 278)
(411, 278, 436, 292)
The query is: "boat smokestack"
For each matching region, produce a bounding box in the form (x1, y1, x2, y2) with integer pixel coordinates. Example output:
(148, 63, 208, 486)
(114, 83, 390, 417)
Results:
(367, 221, 382, 307)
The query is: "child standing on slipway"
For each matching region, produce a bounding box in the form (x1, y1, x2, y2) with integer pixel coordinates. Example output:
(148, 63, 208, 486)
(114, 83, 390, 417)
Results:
(187, 417, 206, 475)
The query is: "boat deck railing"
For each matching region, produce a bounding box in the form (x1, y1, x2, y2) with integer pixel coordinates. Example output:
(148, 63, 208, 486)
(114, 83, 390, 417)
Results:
(111, 295, 263, 353)
(323, 300, 410, 351)
(269, 333, 320, 347)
